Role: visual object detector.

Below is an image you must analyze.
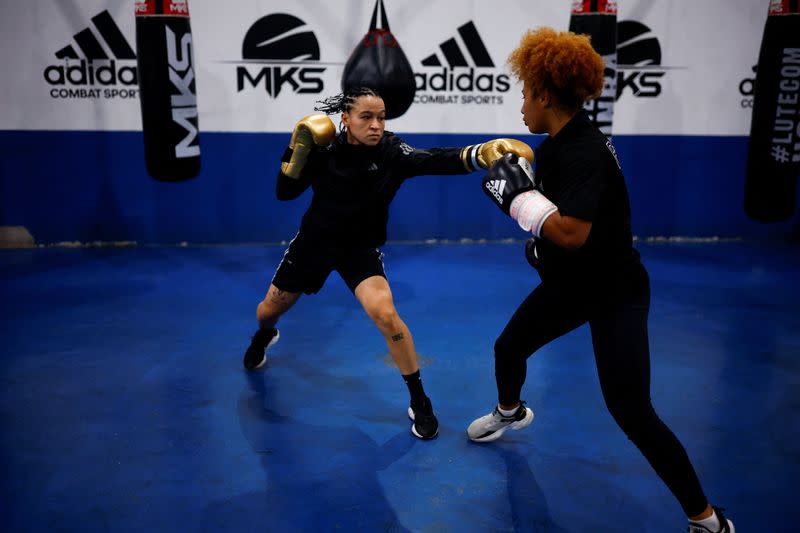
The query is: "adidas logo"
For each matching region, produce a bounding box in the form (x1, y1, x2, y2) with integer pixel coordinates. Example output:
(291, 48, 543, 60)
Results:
(415, 21, 510, 94)
(421, 21, 493, 68)
(368, 162, 379, 171)
(485, 179, 506, 204)
(45, 10, 138, 89)
(55, 10, 135, 61)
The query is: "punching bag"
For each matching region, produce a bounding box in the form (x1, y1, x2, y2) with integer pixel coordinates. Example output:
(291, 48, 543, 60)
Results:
(744, 0, 800, 222)
(342, 0, 416, 120)
(135, 0, 200, 182)
(569, 0, 617, 137)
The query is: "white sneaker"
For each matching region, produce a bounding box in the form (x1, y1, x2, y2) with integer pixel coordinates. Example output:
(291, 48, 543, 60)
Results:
(467, 402, 534, 442)
(688, 507, 735, 533)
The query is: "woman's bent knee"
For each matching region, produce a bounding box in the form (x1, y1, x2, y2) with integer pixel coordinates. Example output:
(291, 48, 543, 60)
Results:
(371, 305, 400, 331)
(494, 334, 525, 361)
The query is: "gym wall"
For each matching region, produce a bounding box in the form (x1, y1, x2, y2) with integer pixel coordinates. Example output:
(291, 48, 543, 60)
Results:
(0, 0, 796, 244)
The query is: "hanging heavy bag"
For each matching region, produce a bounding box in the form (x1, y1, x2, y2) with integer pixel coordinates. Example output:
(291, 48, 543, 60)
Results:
(342, 0, 416, 120)
(568, 0, 617, 137)
(135, 0, 201, 182)
(744, 0, 800, 222)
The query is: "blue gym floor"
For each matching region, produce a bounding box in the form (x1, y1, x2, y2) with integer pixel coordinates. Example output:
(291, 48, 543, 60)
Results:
(1, 241, 798, 532)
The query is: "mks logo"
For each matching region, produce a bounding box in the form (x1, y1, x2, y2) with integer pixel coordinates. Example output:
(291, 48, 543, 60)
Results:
(237, 14, 325, 98)
(616, 20, 667, 99)
(44, 10, 139, 100)
(168, 0, 189, 15)
(135, 0, 189, 15)
(166, 25, 199, 158)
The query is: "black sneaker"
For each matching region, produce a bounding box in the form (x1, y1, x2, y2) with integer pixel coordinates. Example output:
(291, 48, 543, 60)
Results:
(242, 327, 279, 370)
(688, 506, 735, 533)
(407, 396, 439, 440)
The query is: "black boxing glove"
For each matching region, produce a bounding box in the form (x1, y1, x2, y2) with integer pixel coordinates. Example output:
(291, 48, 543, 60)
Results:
(481, 153, 536, 215)
(525, 237, 540, 269)
(482, 154, 557, 237)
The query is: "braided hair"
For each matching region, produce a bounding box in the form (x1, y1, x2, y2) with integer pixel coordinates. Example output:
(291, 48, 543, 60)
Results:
(314, 86, 383, 115)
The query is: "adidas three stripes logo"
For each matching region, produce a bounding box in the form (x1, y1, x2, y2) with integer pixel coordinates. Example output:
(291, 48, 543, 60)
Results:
(421, 21, 494, 68)
(55, 10, 135, 60)
(485, 179, 506, 204)
(52, 14, 492, 68)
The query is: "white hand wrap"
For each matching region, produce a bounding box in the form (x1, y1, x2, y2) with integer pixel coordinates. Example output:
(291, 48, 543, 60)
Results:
(509, 190, 557, 238)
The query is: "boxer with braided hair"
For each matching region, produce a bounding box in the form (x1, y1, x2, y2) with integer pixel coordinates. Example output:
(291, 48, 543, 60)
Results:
(242, 87, 532, 440)
(313, 86, 381, 117)
(467, 28, 735, 532)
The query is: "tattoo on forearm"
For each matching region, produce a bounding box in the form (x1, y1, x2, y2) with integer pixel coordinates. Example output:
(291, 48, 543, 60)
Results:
(391, 333, 404, 342)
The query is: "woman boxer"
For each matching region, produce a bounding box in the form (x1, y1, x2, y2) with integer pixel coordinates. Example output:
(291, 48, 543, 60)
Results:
(243, 86, 532, 440)
(467, 28, 735, 532)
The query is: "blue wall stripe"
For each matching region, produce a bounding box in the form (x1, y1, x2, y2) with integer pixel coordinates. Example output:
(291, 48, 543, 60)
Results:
(1, 131, 798, 243)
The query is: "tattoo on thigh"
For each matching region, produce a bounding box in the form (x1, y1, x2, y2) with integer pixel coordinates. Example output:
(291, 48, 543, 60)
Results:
(391, 333, 404, 342)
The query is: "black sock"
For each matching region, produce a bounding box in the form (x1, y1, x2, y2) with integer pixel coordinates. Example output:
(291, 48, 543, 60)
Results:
(403, 370, 427, 407)
(251, 326, 275, 347)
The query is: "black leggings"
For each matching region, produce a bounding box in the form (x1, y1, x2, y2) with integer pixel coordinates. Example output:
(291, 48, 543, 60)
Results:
(494, 265, 708, 517)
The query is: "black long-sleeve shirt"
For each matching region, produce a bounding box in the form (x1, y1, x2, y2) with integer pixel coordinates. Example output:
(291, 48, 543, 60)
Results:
(277, 131, 474, 248)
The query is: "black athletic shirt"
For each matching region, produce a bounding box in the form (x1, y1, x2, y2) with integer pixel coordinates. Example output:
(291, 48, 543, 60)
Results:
(276, 131, 472, 248)
(534, 111, 641, 291)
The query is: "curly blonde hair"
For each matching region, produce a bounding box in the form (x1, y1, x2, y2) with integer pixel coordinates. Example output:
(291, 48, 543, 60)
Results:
(508, 27, 604, 111)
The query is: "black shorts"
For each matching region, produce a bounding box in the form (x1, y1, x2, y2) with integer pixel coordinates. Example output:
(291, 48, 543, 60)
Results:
(271, 233, 387, 294)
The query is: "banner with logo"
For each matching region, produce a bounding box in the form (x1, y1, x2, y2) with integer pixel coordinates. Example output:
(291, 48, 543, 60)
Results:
(744, 0, 800, 222)
(0, 0, 766, 135)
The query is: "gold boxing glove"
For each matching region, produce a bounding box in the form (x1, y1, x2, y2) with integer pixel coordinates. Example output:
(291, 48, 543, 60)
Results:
(280, 114, 336, 179)
(460, 138, 534, 170)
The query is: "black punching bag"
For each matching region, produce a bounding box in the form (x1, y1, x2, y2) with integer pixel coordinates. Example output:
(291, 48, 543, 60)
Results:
(569, 0, 617, 137)
(342, 0, 416, 119)
(135, 0, 200, 182)
(744, 0, 800, 222)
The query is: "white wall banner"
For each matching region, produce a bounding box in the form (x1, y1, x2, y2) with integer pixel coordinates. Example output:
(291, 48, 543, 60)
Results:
(0, 0, 765, 135)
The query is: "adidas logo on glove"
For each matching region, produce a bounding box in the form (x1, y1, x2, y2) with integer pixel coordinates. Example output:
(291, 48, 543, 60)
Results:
(485, 179, 506, 204)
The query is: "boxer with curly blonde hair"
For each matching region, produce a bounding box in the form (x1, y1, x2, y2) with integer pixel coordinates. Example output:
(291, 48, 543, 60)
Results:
(468, 28, 735, 533)
(509, 27, 604, 114)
